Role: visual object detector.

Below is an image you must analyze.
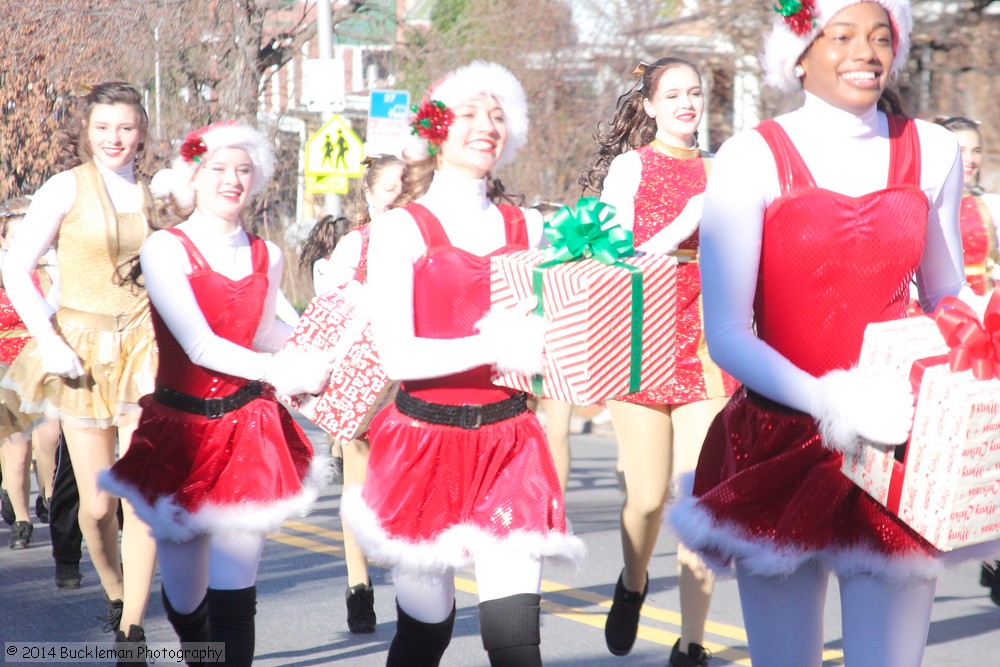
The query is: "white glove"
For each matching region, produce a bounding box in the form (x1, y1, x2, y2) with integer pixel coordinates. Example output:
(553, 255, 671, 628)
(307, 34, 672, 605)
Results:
(475, 298, 546, 376)
(263, 347, 337, 396)
(811, 367, 914, 455)
(35, 328, 84, 379)
(636, 193, 705, 255)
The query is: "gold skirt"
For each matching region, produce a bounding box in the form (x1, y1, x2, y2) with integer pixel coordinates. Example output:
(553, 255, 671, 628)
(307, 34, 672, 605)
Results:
(0, 363, 38, 442)
(3, 303, 157, 429)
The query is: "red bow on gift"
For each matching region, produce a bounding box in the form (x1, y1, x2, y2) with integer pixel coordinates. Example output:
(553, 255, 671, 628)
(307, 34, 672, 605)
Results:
(933, 287, 1000, 380)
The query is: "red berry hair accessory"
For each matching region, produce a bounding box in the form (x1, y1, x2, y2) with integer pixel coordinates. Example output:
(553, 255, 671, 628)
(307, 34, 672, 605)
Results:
(179, 121, 239, 164)
(409, 99, 454, 154)
(773, 0, 817, 36)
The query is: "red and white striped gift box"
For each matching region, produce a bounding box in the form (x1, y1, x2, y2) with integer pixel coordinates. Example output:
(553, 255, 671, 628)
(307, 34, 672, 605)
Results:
(489, 249, 677, 405)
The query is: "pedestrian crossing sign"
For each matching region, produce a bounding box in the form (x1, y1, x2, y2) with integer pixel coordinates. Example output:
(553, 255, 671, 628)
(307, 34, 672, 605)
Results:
(305, 115, 364, 181)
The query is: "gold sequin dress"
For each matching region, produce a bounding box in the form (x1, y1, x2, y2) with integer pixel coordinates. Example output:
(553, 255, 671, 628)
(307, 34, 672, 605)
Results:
(5, 161, 157, 428)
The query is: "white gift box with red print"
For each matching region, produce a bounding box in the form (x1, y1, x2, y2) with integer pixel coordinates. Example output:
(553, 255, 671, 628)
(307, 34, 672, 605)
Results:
(842, 312, 1000, 550)
(280, 285, 397, 442)
(489, 249, 677, 405)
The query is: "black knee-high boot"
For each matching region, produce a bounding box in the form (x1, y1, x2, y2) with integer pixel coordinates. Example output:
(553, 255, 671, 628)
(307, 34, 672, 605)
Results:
(162, 588, 209, 666)
(478, 593, 542, 667)
(207, 587, 256, 667)
(386, 600, 455, 667)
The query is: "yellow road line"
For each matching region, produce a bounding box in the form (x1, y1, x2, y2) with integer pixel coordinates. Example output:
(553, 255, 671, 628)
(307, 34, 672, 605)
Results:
(271, 521, 845, 665)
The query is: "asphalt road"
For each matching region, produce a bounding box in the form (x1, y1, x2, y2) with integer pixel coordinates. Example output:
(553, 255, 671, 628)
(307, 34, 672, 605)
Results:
(1, 416, 998, 666)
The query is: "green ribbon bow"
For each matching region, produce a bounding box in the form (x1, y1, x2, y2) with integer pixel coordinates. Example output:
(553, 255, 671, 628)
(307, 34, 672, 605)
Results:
(530, 197, 645, 398)
(539, 197, 634, 267)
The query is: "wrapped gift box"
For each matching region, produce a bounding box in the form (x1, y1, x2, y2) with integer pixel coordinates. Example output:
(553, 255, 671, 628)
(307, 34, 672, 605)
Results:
(842, 315, 1000, 550)
(280, 285, 396, 442)
(489, 249, 676, 405)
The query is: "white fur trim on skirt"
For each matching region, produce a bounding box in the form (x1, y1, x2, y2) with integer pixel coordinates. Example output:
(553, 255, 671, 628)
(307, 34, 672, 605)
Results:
(669, 496, 1000, 583)
(341, 485, 586, 574)
(99, 454, 330, 542)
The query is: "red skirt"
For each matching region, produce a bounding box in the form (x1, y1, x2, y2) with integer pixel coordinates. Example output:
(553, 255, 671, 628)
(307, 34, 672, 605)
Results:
(670, 388, 958, 580)
(342, 405, 585, 572)
(101, 393, 323, 541)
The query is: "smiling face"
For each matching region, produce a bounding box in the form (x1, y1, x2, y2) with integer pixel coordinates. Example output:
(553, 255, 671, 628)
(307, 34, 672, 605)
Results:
(642, 64, 704, 148)
(193, 147, 254, 223)
(438, 94, 508, 179)
(799, 2, 895, 115)
(954, 128, 983, 188)
(86, 103, 143, 171)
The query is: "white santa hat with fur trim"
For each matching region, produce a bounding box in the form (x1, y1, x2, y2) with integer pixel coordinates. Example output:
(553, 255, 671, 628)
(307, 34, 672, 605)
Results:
(150, 122, 275, 208)
(762, 0, 912, 93)
(405, 61, 529, 169)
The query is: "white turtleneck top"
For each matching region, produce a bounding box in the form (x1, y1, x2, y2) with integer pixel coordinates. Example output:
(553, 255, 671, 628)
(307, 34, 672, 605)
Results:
(367, 170, 544, 381)
(700, 93, 965, 416)
(4, 160, 144, 333)
(140, 211, 288, 381)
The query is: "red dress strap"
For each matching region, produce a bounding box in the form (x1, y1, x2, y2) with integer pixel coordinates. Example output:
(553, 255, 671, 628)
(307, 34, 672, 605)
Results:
(167, 228, 269, 275)
(405, 202, 528, 249)
(755, 120, 816, 195)
(404, 203, 451, 247)
(354, 226, 371, 283)
(497, 204, 528, 247)
(887, 114, 921, 186)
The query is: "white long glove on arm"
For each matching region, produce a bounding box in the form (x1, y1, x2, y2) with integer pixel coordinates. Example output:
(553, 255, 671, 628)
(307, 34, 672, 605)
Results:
(141, 230, 333, 396)
(700, 129, 941, 456)
(367, 206, 545, 381)
(3, 172, 82, 378)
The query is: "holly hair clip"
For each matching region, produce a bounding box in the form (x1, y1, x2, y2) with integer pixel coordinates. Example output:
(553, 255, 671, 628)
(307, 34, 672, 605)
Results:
(410, 99, 454, 154)
(178, 121, 238, 164)
(773, 0, 817, 36)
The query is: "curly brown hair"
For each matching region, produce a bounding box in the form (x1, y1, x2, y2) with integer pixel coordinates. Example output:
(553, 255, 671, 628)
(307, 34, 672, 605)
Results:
(57, 81, 153, 175)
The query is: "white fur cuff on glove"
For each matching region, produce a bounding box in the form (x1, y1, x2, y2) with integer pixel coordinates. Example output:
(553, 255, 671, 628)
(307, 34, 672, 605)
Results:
(475, 304, 546, 376)
(811, 367, 914, 455)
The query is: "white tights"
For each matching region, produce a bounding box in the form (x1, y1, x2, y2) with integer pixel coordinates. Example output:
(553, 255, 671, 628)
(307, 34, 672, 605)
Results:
(393, 551, 543, 623)
(735, 560, 936, 667)
(157, 532, 267, 614)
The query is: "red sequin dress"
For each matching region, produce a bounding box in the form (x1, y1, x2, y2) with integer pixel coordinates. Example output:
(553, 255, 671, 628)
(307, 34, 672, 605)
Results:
(620, 141, 739, 405)
(344, 204, 585, 572)
(959, 191, 998, 295)
(676, 116, 950, 578)
(102, 229, 321, 541)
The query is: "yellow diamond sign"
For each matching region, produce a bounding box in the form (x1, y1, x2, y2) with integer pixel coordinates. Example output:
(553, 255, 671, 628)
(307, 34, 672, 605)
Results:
(305, 115, 364, 186)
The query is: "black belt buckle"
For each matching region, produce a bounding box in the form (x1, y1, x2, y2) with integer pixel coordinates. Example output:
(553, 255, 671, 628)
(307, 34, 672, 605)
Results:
(204, 397, 225, 420)
(458, 405, 483, 430)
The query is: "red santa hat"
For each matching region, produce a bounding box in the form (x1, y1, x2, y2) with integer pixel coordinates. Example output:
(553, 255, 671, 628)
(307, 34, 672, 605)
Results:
(406, 61, 529, 169)
(150, 122, 275, 208)
(762, 0, 912, 92)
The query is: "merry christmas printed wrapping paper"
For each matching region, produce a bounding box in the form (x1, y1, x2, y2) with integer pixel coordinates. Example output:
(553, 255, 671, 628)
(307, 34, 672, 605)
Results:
(489, 249, 677, 405)
(280, 285, 396, 442)
(843, 313, 1000, 550)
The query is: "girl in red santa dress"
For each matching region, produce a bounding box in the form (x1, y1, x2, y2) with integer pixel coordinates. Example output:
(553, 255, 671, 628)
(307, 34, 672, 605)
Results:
(580, 57, 739, 667)
(670, 2, 1000, 666)
(101, 122, 335, 666)
(341, 61, 585, 667)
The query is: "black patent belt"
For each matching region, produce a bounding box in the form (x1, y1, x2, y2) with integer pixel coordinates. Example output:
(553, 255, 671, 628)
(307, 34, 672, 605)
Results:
(153, 381, 265, 420)
(395, 390, 528, 430)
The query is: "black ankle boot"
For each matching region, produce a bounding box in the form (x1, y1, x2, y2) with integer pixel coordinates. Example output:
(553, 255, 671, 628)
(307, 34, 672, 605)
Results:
(163, 589, 209, 665)
(668, 638, 713, 667)
(207, 587, 256, 667)
(114, 624, 147, 666)
(345, 580, 376, 634)
(386, 600, 455, 667)
(478, 593, 542, 667)
(605, 570, 648, 656)
(100, 596, 125, 633)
